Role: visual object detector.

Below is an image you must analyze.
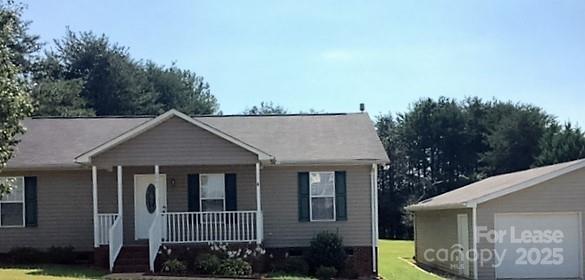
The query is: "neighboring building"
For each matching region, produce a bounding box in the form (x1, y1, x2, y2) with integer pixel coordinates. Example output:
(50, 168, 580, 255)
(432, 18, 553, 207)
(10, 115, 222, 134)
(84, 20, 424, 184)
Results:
(407, 159, 585, 280)
(0, 109, 388, 274)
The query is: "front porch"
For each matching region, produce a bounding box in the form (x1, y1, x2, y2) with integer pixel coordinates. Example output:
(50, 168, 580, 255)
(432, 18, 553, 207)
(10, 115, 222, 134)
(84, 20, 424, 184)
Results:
(91, 164, 264, 273)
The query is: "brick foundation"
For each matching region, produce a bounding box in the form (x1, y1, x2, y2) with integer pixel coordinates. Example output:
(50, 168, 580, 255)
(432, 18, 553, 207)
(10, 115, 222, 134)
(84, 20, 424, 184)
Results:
(93, 246, 109, 269)
(266, 246, 375, 277)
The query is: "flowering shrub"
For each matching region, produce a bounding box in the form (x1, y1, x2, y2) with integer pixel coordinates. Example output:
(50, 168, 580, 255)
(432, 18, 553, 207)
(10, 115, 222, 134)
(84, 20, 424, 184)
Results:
(209, 242, 266, 261)
(218, 258, 253, 276)
(195, 253, 221, 275)
(162, 258, 187, 273)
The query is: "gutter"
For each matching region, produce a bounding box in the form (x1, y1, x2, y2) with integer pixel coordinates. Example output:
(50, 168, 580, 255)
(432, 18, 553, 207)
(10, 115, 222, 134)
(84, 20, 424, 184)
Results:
(405, 202, 470, 212)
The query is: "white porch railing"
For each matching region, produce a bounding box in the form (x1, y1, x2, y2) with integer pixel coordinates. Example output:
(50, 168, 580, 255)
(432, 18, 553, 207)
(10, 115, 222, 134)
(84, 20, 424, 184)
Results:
(108, 216, 123, 271)
(162, 211, 259, 243)
(148, 212, 163, 272)
(97, 213, 118, 245)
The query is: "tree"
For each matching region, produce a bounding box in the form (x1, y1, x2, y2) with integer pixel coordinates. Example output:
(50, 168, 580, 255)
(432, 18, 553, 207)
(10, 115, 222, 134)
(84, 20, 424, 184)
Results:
(480, 103, 551, 175)
(33, 30, 219, 116)
(144, 62, 218, 115)
(0, 0, 35, 195)
(31, 78, 95, 116)
(536, 122, 585, 166)
(40, 30, 151, 115)
(243, 101, 287, 115)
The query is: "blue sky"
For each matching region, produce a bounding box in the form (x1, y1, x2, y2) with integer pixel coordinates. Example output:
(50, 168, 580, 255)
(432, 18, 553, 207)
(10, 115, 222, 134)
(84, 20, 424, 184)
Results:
(22, 0, 585, 125)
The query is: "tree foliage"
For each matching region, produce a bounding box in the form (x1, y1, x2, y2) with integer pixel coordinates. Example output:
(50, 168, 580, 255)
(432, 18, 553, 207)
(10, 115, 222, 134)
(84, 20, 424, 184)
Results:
(0, 0, 35, 194)
(243, 101, 288, 115)
(32, 30, 218, 116)
(376, 97, 585, 239)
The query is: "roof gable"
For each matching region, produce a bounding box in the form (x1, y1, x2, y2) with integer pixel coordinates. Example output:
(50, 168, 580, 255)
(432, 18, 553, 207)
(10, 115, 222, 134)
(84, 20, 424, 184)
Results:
(75, 109, 273, 164)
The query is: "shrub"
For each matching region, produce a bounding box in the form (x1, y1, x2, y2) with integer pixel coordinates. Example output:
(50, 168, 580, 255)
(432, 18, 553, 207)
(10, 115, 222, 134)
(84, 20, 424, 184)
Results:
(162, 258, 187, 273)
(273, 256, 310, 275)
(9, 247, 43, 264)
(218, 258, 253, 276)
(195, 253, 222, 275)
(308, 231, 347, 270)
(47, 246, 76, 264)
(315, 265, 337, 280)
(339, 258, 359, 279)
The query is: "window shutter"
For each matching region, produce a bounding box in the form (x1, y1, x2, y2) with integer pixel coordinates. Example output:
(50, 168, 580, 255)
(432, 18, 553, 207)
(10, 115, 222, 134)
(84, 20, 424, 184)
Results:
(187, 174, 200, 211)
(24, 176, 38, 227)
(335, 171, 347, 221)
(298, 172, 310, 222)
(225, 173, 237, 211)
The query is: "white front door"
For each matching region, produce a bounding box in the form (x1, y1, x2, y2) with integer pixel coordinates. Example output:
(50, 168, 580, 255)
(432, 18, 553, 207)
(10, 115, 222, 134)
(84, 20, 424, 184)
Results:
(134, 174, 167, 240)
(457, 213, 470, 277)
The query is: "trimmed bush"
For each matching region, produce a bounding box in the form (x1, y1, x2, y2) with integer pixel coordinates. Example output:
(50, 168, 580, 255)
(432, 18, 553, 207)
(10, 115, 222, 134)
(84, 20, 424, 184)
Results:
(273, 256, 310, 276)
(162, 258, 187, 273)
(315, 265, 337, 280)
(9, 247, 43, 264)
(47, 246, 76, 264)
(195, 253, 222, 275)
(218, 258, 253, 276)
(308, 231, 347, 270)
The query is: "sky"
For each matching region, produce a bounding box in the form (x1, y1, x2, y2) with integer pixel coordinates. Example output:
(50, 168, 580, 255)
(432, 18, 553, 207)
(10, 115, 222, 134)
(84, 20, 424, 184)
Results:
(21, 0, 585, 125)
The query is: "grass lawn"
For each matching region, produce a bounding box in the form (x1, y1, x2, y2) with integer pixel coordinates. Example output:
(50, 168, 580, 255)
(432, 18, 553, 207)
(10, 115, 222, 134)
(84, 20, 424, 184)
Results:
(0, 265, 107, 280)
(378, 240, 443, 280)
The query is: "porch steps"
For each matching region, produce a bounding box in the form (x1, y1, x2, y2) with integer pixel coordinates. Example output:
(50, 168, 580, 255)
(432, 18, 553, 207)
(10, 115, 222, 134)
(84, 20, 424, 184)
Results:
(113, 245, 149, 273)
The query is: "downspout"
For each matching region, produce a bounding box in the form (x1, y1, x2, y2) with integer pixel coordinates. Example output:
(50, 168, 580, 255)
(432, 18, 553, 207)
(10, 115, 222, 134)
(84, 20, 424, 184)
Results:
(370, 164, 378, 274)
(472, 204, 478, 280)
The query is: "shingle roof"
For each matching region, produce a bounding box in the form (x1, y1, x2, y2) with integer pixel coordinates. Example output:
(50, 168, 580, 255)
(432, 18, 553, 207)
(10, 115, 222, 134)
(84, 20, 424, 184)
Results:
(5, 112, 389, 170)
(406, 158, 585, 211)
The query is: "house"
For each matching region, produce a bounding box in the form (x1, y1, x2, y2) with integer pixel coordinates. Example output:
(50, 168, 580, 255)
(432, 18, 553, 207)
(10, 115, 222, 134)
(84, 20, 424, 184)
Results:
(406, 159, 585, 280)
(0, 109, 388, 275)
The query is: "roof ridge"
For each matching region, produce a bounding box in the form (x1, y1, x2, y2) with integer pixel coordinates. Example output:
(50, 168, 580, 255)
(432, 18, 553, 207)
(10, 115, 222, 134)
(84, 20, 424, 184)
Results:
(30, 112, 364, 119)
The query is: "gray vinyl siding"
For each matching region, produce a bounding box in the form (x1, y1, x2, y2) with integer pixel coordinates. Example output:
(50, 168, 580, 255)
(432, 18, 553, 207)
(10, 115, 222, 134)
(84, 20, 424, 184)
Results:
(414, 208, 474, 277)
(0, 170, 94, 252)
(476, 167, 585, 280)
(92, 117, 258, 168)
(0, 164, 373, 251)
(261, 165, 373, 247)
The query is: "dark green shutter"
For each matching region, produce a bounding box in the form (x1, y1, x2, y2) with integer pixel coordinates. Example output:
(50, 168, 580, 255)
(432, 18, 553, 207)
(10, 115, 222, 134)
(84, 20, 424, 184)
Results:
(225, 173, 237, 211)
(298, 172, 310, 222)
(24, 176, 38, 227)
(187, 174, 200, 211)
(335, 171, 347, 221)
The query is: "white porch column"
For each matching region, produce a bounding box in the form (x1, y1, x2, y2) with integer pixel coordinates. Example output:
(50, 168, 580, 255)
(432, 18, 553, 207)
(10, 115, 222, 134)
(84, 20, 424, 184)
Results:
(117, 165, 123, 223)
(92, 166, 99, 248)
(154, 165, 160, 214)
(370, 163, 378, 273)
(255, 162, 263, 243)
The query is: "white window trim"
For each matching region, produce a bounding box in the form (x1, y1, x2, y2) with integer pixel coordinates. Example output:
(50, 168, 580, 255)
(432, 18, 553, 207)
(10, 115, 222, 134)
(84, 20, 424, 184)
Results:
(309, 171, 336, 222)
(199, 173, 226, 212)
(0, 176, 26, 228)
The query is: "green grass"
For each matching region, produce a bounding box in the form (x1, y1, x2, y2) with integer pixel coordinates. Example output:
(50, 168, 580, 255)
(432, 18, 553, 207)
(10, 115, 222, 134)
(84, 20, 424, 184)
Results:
(0, 265, 107, 280)
(378, 240, 443, 280)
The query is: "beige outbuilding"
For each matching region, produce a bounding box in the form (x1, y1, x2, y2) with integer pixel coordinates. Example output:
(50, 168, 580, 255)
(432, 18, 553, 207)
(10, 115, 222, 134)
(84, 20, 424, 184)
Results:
(407, 159, 585, 280)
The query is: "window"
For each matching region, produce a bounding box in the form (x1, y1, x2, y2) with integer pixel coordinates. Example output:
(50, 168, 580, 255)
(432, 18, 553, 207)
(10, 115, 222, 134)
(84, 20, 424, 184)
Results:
(0, 177, 25, 227)
(200, 174, 225, 212)
(309, 172, 335, 221)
